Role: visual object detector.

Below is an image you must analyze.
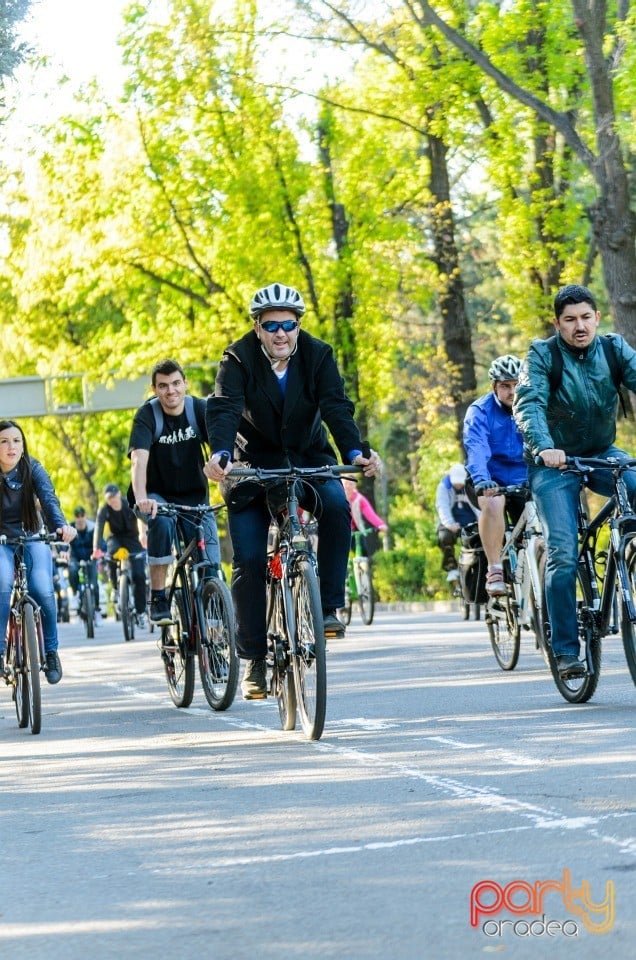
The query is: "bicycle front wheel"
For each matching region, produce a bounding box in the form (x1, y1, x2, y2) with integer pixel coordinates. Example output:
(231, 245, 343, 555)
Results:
(538, 551, 602, 703)
(197, 578, 238, 711)
(292, 560, 326, 740)
(621, 546, 636, 686)
(83, 586, 95, 640)
(355, 558, 375, 625)
(267, 577, 296, 730)
(161, 588, 195, 708)
(120, 575, 134, 642)
(17, 604, 42, 735)
(486, 592, 520, 671)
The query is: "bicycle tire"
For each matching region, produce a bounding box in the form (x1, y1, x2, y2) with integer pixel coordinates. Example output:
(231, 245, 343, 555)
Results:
(356, 558, 375, 625)
(83, 586, 95, 640)
(22, 604, 42, 735)
(486, 587, 520, 671)
(538, 549, 602, 703)
(620, 545, 636, 686)
(267, 577, 296, 730)
(292, 560, 326, 740)
(161, 586, 195, 708)
(120, 575, 134, 642)
(197, 577, 239, 711)
(531, 540, 550, 666)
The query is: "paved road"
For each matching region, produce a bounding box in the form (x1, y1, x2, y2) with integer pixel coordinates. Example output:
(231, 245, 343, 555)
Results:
(1, 609, 635, 959)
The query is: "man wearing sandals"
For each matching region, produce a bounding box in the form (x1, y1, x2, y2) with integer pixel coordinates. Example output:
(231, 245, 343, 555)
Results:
(463, 355, 527, 598)
(514, 284, 636, 680)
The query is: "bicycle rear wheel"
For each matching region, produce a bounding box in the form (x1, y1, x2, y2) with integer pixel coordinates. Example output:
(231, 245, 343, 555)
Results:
(620, 545, 636, 686)
(16, 605, 42, 735)
(538, 550, 601, 703)
(120, 575, 134, 642)
(267, 577, 296, 730)
(356, 558, 375, 625)
(197, 578, 238, 711)
(292, 560, 326, 740)
(161, 587, 195, 708)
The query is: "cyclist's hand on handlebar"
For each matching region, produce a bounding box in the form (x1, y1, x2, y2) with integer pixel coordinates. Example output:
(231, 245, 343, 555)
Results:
(92, 548, 104, 560)
(475, 480, 499, 497)
(136, 497, 158, 519)
(58, 524, 77, 544)
(537, 448, 566, 469)
(205, 452, 233, 482)
(352, 448, 382, 478)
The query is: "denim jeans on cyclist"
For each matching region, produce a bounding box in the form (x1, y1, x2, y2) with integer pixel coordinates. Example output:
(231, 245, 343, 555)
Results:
(145, 493, 221, 571)
(228, 478, 351, 660)
(529, 445, 636, 658)
(0, 541, 59, 653)
(68, 559, 100, 609)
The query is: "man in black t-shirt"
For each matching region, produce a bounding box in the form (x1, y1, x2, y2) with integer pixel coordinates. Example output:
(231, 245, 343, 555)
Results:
(94, 484, 147, 621)
(129, 358, 220, 624)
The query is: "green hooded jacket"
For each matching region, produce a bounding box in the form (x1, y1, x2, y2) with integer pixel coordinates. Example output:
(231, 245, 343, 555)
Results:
(513, 332, 636, 460)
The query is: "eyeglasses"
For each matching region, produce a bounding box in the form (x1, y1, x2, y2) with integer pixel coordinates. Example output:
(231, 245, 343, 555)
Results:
(259, 319, 299, 334)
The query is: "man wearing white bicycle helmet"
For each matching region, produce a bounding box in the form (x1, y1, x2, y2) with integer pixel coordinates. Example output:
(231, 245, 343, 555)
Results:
(463, 354, 527, 596)
(205, 282, 381, 700)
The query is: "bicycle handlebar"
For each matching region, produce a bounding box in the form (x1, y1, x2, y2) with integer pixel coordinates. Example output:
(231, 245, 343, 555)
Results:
(154, 502, 226, 517)
(0, 533, 64, 547)
(227, 464, 364, 482)
(535, 454, 636, 473)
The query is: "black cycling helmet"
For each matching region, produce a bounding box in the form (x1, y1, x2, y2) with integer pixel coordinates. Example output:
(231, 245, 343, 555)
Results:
(488, 355, 522, 383)
(249, 282, 306, 320)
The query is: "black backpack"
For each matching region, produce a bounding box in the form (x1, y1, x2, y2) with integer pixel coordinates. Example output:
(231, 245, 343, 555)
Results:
(546, 334, 628, 418)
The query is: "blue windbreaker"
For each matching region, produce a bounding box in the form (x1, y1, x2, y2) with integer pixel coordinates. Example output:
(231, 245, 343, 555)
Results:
(463, 392, 526, 488)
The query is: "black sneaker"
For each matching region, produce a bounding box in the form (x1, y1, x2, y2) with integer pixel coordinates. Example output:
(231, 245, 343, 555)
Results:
(556, 654, 586, 679)
(323, 610, 345, 638)
(150, 597, 172, 625)
(241, 659, 267, 700)
(45, 651, 63, 685)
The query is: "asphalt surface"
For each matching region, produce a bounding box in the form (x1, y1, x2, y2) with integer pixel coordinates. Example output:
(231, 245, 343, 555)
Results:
(1, 608, 635, 959)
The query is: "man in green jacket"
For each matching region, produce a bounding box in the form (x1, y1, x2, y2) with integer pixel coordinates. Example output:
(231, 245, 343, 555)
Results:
(514, 284, 636, 679)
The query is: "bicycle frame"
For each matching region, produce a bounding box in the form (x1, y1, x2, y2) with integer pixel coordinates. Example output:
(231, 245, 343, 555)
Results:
(500, 499, 544, 630)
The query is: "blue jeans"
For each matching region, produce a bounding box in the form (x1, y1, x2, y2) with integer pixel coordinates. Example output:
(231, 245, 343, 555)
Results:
(228, 478, 351, 660)
(529, 446, 636, 658)
(0, 541, 59, 653)
(146, 494, 221, 570)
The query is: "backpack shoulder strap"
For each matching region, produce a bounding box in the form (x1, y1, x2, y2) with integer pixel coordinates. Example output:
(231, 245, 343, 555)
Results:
(184, 395, 200, 438)
(600, 335, 627, 417)
(149, 397, 163, 443)
(546, 335, 562, 394)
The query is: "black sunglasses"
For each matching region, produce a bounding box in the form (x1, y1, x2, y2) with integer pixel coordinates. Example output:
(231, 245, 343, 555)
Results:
(259, 319, 299, 333)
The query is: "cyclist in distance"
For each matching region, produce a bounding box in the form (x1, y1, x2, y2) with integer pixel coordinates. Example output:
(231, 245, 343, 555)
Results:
(435, 463, 479, 584)
(204, 281, 381, 700)
(68, 506, 102, 623)
(342, 476, 387, 543)
(514, 283, 636, 679)
(463, 355, 527, 597)
(128, 358, 220, 625)
(93, 484, 147, 626)
(0, 420, 76, 683)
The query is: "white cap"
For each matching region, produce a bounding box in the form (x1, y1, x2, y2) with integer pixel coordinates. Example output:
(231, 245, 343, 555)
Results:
(449, 463, 467, 485)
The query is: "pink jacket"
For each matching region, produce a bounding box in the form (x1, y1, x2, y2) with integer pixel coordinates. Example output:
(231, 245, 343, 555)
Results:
(349, 490, 387, 532)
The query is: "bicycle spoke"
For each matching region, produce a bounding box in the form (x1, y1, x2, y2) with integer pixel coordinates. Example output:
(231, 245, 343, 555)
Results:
(198, 578, 238, 711)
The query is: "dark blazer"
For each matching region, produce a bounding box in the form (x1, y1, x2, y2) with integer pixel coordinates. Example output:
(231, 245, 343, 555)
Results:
(206, 329, 364, 504)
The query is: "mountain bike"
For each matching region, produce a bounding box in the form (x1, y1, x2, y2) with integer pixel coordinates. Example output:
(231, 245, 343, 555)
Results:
(107, 547, 146, 642)
(338, 529, 375, 626)
(0, 533, 60, 735)
(229, 463, 361, 740)
(76, 559, 96, 639)
(156, 503, 238, 711)
(537, 456, 636, 703)
(485, 485, 546, 670)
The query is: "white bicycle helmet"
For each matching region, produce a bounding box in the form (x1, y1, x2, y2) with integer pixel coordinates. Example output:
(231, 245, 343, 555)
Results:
(488, 354, 522, 382)
(249, 282, 306, 319)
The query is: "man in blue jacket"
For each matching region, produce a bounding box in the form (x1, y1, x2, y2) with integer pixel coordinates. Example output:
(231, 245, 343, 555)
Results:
(463, 355, 527, 596)
(514, 284, 636, 679)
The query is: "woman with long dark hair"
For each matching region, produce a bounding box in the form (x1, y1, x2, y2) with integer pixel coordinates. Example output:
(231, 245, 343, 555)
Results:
(0, 420, 76, 683)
